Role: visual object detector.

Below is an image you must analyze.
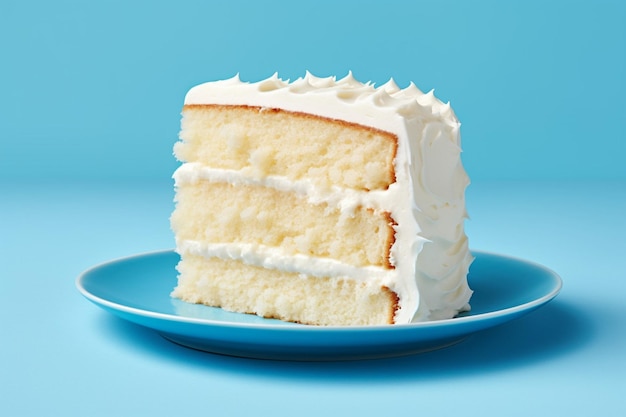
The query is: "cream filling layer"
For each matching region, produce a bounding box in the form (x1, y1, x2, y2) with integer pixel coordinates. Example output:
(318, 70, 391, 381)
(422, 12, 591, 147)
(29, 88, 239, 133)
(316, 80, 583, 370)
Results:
(177, 240, 395, 285)
(174, 162, 402, 215)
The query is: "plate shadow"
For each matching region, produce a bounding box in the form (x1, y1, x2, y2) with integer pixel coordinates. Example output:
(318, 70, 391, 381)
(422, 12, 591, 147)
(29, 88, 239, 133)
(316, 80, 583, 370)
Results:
(98, 298, 594, 383)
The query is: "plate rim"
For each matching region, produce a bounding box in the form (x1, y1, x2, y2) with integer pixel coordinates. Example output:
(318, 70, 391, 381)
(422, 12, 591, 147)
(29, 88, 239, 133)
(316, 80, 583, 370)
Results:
(76, 249, 563, 332)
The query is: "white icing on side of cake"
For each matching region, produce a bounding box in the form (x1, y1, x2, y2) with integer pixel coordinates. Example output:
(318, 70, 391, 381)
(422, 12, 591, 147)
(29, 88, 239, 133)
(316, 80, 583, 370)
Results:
(177, 72, 473, 323)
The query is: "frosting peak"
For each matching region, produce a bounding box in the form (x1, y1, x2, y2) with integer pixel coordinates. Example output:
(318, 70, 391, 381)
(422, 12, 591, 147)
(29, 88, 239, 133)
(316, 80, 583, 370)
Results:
(185, 72, 458, 129)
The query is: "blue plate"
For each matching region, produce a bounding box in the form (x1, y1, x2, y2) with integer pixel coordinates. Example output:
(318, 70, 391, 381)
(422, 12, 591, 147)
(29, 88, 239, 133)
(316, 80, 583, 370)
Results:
(76, 250, 562, 361)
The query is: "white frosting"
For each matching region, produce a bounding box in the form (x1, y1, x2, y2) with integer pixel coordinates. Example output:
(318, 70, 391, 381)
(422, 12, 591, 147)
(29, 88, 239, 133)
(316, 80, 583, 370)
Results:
(177, 72, 473, 323)
(178, 240, 396, 284)
(174, 163, 402, 216)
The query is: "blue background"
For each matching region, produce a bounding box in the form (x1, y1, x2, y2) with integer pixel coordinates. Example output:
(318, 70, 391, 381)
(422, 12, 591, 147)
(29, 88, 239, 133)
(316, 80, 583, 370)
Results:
(1, 1, 625, 417)
(1, 0, 625, 181)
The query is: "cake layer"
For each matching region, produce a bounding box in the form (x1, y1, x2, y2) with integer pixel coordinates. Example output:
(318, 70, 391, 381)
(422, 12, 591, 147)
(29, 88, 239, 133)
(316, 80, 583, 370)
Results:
(171, 180, 396, 268)
(172, 254, 399, 326)
(175, 104, 398, 191)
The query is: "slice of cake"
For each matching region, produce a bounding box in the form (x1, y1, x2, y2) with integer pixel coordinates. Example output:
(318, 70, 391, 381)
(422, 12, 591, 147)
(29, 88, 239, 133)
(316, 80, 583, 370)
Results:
(171, 72, 473, 325)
